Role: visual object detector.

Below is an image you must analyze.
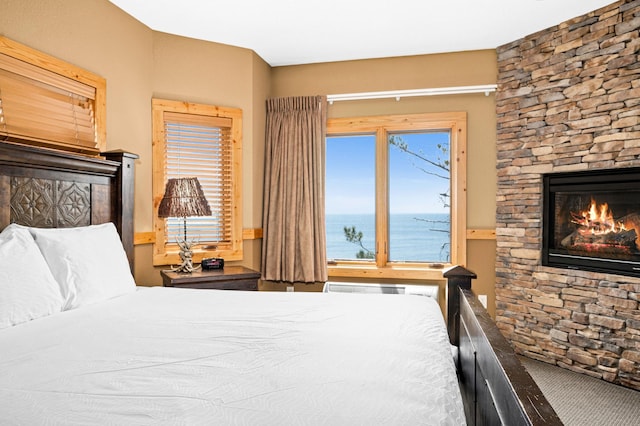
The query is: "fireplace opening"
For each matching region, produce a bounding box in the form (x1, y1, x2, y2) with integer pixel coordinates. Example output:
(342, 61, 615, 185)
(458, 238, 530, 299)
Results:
(542, 167, 640, 278)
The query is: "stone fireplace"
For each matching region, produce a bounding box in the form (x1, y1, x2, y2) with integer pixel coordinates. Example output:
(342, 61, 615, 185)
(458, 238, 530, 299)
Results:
(495, 0, 640, 390)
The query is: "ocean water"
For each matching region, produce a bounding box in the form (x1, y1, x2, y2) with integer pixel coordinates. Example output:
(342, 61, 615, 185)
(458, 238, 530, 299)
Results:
(326, 213, 450, 262)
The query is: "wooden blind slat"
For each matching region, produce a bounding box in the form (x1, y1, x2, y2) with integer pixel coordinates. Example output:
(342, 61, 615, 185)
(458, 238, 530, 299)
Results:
(164, 111, 232, 128)
(0, 67, 97, 149)
(166, 139, 230, 148)
(0, 68, 93, 102)
(165, 154, 231, 161)
(165, 166, 232, 173)
(3, 122, 96, 148)
(3, 106, 95, 134)
(0, 53, 96, 99)
(1, 114, 96, 148)
(1, 93, 95, 126)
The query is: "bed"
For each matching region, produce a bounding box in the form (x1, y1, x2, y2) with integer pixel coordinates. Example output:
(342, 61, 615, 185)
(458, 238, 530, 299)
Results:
(0, 140, 561, 425)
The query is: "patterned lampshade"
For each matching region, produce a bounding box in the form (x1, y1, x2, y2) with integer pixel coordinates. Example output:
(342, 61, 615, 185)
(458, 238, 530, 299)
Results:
(158, 177, 211, 218)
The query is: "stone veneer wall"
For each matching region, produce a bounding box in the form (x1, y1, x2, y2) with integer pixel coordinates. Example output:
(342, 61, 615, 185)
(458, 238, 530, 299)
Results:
(495, 0, 640, 390)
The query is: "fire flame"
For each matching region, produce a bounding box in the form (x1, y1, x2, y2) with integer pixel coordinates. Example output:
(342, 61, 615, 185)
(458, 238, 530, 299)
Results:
(571, 199, 626, 235)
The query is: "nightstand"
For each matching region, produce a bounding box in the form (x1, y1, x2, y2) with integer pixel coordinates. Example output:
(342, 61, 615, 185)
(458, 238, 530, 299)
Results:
(161, 266, 260, 291)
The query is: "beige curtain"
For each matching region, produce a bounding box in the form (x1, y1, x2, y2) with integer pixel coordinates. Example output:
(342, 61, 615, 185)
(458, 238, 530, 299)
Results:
(262, 95, 328, 284)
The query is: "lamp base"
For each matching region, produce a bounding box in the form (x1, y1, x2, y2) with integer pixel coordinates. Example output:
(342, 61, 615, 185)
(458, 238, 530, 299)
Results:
(170, 238, 199, 273)
(168, 262, 201, 274)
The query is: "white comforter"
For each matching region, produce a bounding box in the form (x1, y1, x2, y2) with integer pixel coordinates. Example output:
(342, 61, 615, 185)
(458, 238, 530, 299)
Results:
(0, 287, 465, 425)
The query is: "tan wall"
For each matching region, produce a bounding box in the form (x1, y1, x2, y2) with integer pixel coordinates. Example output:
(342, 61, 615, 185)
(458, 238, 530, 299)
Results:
(0, 0, 269, 286)
(247, 54, 272, 270)
(271, 52, 498, 314)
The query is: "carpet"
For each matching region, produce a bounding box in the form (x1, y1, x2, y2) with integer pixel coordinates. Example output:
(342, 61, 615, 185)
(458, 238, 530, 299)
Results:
(520, 356, 640, 426)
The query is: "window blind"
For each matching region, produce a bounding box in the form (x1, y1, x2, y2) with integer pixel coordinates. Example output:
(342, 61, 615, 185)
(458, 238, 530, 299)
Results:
(0, 52, 98, 153)
(163, 111, 233, 245)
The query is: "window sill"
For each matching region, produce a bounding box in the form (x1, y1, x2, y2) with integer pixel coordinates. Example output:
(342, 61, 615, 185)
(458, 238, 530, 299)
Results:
(327, 263, 451, 281)
(153, 247, 242, 266)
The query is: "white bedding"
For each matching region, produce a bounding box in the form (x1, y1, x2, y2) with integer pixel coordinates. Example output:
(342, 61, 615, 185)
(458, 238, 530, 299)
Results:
(0, 287, 465, 426)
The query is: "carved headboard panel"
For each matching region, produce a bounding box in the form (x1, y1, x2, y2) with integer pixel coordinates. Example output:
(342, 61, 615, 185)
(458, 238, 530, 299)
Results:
(0, 141, 137, 271)
(12, 177, 95, 228)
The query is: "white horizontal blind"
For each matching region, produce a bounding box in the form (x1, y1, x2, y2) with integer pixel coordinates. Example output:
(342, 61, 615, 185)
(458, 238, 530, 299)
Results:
(164, 111, 233, 246)
(0, 53, 98, 152)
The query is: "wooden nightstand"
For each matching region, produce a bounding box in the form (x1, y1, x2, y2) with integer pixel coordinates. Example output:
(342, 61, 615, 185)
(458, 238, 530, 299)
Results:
(161, 266, 260, 291)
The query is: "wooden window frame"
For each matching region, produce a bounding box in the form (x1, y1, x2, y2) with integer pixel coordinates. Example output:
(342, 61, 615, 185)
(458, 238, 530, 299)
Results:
(326, 112, 467, 280)
(152, 98, 243, 266)
(0, 36, 106, 155)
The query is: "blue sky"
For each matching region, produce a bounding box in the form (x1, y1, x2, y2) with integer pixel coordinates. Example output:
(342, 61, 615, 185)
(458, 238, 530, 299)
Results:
(326, 132, 450, 215)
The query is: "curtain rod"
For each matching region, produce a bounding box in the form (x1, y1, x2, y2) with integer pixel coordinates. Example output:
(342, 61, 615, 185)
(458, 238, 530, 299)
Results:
(327, 84, 497, 104)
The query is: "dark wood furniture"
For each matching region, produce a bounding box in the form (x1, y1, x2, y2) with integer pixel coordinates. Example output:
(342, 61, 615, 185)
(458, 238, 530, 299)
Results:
(161, 266, 259, 291)
(0, 140, 137, 271)
(445, 266, 562, 426)
(0, 140, 560, 425)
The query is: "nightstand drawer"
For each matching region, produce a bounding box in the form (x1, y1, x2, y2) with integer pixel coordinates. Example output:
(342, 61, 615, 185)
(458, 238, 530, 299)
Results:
(161, 266, 260, 291)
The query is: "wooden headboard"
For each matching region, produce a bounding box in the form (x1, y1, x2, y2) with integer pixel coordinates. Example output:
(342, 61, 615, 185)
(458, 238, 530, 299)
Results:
(0, 141, 138, 271)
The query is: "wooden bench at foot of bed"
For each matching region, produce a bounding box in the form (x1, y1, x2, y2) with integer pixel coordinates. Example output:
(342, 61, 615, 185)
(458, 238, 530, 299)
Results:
(445, 266, 562, 426)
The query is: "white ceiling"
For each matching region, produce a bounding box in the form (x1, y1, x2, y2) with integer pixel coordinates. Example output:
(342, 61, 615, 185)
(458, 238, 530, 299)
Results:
(108, 0, 616, 67)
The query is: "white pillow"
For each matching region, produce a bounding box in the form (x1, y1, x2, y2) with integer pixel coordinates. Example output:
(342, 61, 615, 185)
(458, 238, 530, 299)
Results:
(27, 223, 136, 310)
(0, 225, 64, 329)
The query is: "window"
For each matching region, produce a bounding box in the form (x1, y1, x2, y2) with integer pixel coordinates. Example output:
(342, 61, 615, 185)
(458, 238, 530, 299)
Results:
(152, 98, 243, 266)
(326, 112, 467, 278)
(0, 36, 106, 156)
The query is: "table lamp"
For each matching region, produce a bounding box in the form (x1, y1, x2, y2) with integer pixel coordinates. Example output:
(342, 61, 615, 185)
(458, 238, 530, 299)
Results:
(158, 177, 211, 273)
